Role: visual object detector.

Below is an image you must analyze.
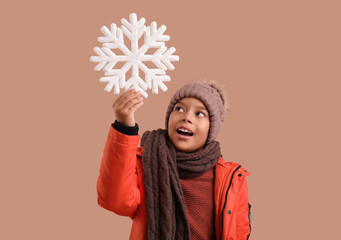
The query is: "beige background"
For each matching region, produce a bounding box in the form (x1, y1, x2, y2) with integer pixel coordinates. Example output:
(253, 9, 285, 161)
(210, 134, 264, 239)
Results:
(1, 0, 340, 239)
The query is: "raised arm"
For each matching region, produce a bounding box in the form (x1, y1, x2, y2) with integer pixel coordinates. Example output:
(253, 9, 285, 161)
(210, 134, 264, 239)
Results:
(96, 89, 144, 218)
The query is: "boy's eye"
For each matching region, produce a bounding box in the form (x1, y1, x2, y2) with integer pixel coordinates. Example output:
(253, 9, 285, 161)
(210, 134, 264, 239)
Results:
(197, 112, 205, 117)
(175, 106, 184, 112)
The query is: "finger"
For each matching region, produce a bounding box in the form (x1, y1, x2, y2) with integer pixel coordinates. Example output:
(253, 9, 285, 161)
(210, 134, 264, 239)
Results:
(129, 101, 144, 113)
(121, 89, 141, 103)
(113, 89, 141, 109)
(123, 96, 144, 110)
(116, 89, 137, 104)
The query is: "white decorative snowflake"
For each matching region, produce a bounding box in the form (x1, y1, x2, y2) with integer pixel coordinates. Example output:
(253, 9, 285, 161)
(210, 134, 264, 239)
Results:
(90, 13, 179, 98)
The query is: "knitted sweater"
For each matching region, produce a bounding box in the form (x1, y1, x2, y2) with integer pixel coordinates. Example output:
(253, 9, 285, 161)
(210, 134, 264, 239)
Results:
(180, 168, 215, 240)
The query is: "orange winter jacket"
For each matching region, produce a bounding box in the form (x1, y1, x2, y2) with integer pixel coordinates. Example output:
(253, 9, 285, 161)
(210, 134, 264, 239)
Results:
(97, 126, 251, 240)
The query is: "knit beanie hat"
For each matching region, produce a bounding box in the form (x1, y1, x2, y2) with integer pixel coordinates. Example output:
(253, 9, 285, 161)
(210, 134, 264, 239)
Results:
(165, 82, 226, 144)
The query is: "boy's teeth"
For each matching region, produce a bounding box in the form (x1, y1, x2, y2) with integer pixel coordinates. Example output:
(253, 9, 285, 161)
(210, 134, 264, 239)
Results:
(179, 128, 191, 133)
(177, 128, 193, 136)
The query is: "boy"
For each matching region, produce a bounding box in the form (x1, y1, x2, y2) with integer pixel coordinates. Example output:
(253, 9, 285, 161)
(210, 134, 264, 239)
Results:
(97, 81, 251, 239)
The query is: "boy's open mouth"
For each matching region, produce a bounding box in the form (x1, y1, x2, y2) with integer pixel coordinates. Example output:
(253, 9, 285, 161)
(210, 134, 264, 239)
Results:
(177, 127, 194, 136)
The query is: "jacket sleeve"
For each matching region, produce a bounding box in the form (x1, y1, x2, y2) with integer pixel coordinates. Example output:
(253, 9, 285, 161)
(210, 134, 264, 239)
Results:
(235, 176, 251, 240)
(96, 125, 141, 219)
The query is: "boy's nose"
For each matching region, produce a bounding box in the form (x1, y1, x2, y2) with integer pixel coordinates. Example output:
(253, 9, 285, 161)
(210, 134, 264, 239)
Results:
(182, 113, 192, 123)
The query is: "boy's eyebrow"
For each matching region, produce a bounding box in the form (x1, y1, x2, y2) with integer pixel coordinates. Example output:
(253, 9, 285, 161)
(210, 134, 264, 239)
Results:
(176, 100, 186, 106)
(198, 106, 208, 111)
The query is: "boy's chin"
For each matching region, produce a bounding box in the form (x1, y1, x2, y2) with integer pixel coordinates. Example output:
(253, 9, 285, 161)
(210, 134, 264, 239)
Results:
(173, 143, 204, 153)
(167, 132, 204, 153)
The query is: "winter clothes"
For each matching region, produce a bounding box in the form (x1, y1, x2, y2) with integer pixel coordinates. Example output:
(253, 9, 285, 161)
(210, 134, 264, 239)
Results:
(140, 128, 222, 239)
(97, 125, 251, 239)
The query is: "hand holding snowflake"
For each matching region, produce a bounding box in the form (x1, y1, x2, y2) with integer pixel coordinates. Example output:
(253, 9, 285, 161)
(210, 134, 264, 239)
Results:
(112, 88, 144, 127)
(90, 13, 179, 98)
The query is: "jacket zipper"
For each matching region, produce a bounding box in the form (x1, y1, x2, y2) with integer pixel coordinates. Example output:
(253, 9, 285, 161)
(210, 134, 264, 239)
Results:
(220, 165, 241, 240)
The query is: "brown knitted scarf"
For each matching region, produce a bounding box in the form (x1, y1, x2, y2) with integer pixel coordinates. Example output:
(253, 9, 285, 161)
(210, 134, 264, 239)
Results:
(141, 129, 221, 240)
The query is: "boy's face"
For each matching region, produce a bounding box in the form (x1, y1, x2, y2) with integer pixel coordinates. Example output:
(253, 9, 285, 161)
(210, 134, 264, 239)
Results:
(167, 97, 210, 153)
